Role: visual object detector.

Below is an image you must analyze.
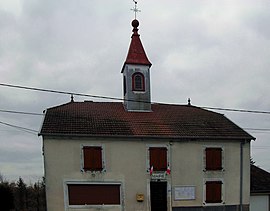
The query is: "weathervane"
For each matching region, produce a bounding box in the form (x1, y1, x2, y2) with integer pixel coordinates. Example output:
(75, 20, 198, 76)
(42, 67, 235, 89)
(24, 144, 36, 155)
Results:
(131, 0, 141, 19)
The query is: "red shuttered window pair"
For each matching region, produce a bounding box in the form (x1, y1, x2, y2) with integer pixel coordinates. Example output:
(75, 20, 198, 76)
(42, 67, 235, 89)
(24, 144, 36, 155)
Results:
(205, 148, 222, 171)
(83, 146, 103, 171)
(149, 147, 167, 171)
(205, 181, 222, 203)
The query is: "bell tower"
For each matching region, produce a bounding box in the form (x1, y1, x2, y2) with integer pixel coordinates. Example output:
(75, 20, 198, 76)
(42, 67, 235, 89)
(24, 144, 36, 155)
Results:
(121, 19, 152, 111)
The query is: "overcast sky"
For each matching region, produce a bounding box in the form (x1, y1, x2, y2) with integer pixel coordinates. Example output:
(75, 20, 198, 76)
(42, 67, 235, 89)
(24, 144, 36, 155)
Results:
(0, 0, 269, 182)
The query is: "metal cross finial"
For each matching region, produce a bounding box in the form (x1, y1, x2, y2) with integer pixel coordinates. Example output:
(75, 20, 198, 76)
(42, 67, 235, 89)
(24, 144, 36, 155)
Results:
(131, 0, 141, 19)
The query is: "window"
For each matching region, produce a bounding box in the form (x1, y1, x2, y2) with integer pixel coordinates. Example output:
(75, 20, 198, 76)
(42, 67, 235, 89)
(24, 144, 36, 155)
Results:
(149, 147, 167, 171)
(68, 184, 121, 205)
(132, 72, 145, 91)
(83, 146, 103, 171)
(205, 147, 223, 171)
(205, 181, 222, 203)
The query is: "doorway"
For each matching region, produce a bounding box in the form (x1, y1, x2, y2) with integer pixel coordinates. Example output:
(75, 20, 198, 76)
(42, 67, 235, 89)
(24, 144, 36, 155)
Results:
(150, 181, 167, 211)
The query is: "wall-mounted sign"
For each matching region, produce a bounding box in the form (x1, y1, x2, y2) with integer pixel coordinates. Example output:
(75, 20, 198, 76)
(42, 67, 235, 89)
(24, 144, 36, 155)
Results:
(151, 172, 166, 180)
(174, 186, 196, 200)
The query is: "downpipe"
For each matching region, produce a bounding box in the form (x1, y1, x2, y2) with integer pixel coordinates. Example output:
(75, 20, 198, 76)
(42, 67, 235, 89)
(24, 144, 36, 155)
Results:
(240, 141, 245, 211)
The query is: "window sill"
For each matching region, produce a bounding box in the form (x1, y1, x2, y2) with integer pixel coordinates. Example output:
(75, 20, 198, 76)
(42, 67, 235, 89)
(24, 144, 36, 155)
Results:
(81, 169, 106, 173)
(68, 204, 121, 209)
(203, 169, 225, 172)
(133, 90, 146, 93)
(203, 201, 225, 206)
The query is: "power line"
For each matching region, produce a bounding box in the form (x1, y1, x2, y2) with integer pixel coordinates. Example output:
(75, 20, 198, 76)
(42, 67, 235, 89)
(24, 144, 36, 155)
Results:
(0, 109, 43, 116)
(1, 82, 270, 115)
(1, 108, 270, 134)
(201, 106, 270, 115)
(0, 120, 38, 135)
(0, 83, 122, 101)
(1, 83, 270, 134)
(1, 107, 270, 135)
(244, 128, 270, 132)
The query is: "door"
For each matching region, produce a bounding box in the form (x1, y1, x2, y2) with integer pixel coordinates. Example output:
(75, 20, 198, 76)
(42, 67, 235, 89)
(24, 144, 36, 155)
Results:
(150, 181, 167, 211)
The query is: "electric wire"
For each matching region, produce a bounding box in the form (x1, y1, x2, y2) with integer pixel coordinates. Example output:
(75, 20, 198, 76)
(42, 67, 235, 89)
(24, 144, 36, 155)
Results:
(201, 106, 270, 115)
(1, 82, 270, 135)
(0, 120, 39, 135)
(243, 128, 270, 132)
(0, 83, 123, 102)
(0, 108, 269, 133)
(1, 82, 270, 115)
(0, 109, 43, 116)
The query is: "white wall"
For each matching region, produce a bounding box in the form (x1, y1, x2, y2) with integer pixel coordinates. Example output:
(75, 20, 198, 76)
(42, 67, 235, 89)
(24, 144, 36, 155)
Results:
(43, 137, 250, 211)
(250, 195, 269, 211)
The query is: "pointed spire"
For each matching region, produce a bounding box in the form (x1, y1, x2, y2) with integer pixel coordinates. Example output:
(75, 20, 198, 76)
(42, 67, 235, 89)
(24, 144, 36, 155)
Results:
(121, 19, 152, 72)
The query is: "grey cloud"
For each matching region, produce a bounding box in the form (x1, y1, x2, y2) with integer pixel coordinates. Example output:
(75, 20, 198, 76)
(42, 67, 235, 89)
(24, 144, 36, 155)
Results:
(0, 0, 270, 181)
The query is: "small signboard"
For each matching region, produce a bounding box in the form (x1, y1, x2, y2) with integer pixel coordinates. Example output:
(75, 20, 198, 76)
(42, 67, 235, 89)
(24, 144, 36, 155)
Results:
(174, 186, 196, 200)
(151, 172, 166, 180)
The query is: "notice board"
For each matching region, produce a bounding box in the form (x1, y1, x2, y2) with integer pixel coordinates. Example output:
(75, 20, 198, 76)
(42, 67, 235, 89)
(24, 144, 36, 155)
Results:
(173, 186, 196, 200)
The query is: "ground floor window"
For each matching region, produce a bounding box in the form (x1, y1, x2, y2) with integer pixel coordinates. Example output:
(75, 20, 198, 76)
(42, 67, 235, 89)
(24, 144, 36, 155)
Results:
(205, 181, 223, 203)
(67, 183, 121, 206)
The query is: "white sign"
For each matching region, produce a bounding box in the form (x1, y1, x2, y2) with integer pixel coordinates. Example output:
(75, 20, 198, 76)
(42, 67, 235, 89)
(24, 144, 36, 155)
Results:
(174, 186, 195, 200)
(151, 172, 166, 180)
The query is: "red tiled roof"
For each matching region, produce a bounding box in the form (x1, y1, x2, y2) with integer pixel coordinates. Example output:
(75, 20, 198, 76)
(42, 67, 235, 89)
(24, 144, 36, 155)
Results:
(122, 20, 151, 72)
(251, 164, 270, 193)
(39, 101, 254, 140)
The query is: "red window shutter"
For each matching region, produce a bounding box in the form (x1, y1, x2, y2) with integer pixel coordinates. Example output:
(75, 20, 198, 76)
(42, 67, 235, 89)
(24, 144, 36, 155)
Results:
(149, 147, 167, 171)
(68, 184, 120, 205)
(206, 148, 222, 170)
(83, 147, 103, 171)
(206, 181, 222, 203)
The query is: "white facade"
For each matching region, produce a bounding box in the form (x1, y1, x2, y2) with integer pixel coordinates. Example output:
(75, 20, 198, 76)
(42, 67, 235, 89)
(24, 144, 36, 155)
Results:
(43, 137, 250, 211)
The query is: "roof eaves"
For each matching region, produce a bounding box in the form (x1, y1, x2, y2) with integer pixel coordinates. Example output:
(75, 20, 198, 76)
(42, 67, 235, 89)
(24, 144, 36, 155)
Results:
(39, 133, 254, 141)
(37, 109, 47, 136)
(121, 61, 152, 73)
(218, 113, 256, 141)
(251, 190, 270, 194)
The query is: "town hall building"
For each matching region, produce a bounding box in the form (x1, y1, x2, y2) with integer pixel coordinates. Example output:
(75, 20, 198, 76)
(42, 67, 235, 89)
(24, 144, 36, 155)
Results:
(39, 17, 254, 211)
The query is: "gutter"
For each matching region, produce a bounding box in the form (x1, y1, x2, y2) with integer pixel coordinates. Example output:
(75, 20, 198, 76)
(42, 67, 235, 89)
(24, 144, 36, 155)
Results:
(240, 141, 243, 211)
(38, 133, 255, 141)
(251, 191, 270, 195)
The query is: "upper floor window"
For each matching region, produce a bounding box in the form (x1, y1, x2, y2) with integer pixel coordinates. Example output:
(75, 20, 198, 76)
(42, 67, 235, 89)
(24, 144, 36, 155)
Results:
(149, 147, 167, 171)
(132, 72, 145, 91)
(82, 146, 104, 171)
(205, 147, 223, 171)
